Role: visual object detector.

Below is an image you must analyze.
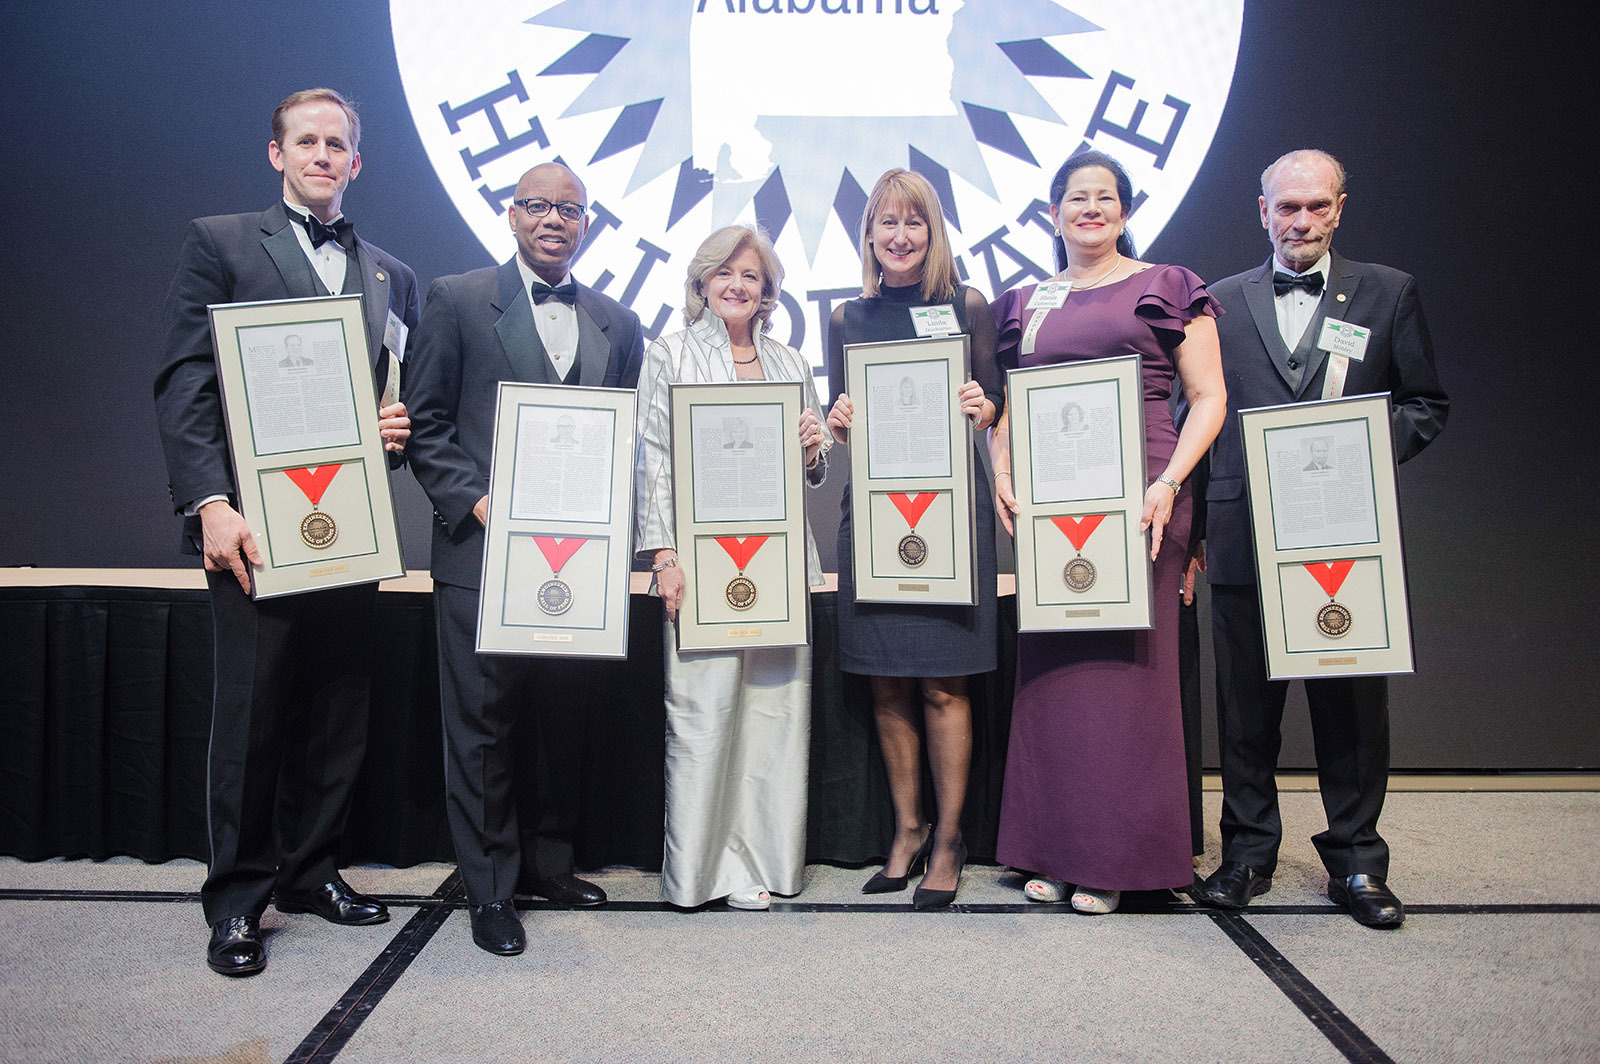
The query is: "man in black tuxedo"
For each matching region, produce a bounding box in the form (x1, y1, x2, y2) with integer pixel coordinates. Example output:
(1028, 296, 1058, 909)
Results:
(1192, 150, 1447, 927)
(404, 162, 644, 955)
(153, 88, 419, 975)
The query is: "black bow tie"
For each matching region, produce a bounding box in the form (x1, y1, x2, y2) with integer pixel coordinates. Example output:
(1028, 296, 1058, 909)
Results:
(294, 211, 354, 251)
(1273, 271, 1324, 297)
(532, 281, 578, 306)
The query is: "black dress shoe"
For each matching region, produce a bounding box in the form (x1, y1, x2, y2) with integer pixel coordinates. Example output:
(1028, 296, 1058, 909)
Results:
(276, 876, 389, 925)
(912, 839, 967, 911)
(862, 831, 934, 894)
(1327, 874, 1404, 928)
(469, 899, 526, 956)
(525, 873, 607, 908)
(207, 916, 266, 977)
(1195, 861, 1272, 909)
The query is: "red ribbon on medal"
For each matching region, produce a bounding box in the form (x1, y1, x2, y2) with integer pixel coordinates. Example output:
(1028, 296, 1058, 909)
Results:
(1304, 559, 1355, 597)
(283, 464, 341, 505)
(715, 536, 769, 572)
(1050, 514, 1107, 551)
(888, 492, 938, 531)
(532, 537, 586, 576)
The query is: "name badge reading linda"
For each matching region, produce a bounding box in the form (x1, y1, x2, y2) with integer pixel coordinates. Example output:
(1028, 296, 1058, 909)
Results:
(910, 305, 959, 337)
(1317, 317, 1369, 362)
(1026, 281, 1073, 310)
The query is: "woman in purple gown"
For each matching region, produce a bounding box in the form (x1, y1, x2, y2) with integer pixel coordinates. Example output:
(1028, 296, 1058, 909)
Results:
(988, 151, 1227, 913)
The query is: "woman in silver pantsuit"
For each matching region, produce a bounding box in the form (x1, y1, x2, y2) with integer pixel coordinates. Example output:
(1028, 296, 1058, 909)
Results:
(634, 224, 830, 909)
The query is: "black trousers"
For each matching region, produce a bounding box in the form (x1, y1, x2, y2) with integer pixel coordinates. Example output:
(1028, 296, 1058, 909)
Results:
(434, 581, 592, 906)
(202, 571, 376, 924)
(1211, 583, 1391, 879)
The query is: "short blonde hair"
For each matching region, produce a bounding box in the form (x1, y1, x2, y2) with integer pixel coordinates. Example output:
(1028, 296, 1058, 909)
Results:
(683, 225, 785, 333)
(858, 169, 959, 302)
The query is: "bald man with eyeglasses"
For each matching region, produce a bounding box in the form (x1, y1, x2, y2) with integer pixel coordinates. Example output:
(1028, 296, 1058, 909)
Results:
(403, 162, 643, 956)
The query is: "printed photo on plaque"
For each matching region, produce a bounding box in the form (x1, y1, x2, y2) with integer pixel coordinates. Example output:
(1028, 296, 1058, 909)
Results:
(1027, 378, 1126, 503)
(688, 401, 787, 524)
(863, 358, 952, 480)
(509, 403, 617, 525)
(235, 318, 362, 455)
(478, 382, 637, 658)
(844, 334, 976, 606)
(670, 381, 810, 651)
(1006, 355, 1152, 631)
(1241, 393, 1414, 680)
(1261, 417, 1379, 551)
(208, 294, 404, 599)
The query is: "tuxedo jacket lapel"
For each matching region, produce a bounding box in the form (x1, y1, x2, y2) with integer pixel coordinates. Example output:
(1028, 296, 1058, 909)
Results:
(492, 259, 548, 382)
(574, 296, 608, 386)
(355, 240, 393, 371)
(1296, 250, 1364, 398)
(1241, 259, 1299, 391)
(260, 206, 322, 298)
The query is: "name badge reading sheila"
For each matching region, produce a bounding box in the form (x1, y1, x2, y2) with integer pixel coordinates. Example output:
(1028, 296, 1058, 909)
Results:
(1026, 281, 1073, 310)
(910, 305, 959, 337)
(1317, 317, 1369, 362)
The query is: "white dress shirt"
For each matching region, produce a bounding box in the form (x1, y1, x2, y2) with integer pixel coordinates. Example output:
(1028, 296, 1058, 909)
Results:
(282, 200, 349, 295)
(515, 258, 579, 381)
(1273, 250, 1330, 350)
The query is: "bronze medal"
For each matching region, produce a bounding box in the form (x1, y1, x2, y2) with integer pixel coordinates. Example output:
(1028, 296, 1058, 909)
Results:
(299, 510, 338, 549)
(725, 575, 757, 611)
(536, 578, 573, 616)
(1063, 555, 1096, 592)
(898, 532, 928, 567)
(1316, 600, 1352, 638)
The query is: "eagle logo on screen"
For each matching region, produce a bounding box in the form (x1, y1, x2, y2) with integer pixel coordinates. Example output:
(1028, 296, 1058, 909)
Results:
(392, 0, 1241, 366)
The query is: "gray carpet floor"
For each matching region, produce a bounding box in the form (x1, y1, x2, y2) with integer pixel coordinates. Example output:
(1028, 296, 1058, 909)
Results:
(2, 790, 1597, 1063)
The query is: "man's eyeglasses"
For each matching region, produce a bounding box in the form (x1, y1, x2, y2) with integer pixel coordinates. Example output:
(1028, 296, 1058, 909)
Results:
(514, 198, 587, 223)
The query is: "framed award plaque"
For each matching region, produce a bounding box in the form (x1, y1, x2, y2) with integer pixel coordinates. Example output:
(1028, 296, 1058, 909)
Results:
(1239, 392, 1415, 680)
(844, 334, 977, 605)
(476, 382, 638, 657)
(670, 380, 810, 652)
(1005, 355, 1154, 631)
(208, 294, 404, 599)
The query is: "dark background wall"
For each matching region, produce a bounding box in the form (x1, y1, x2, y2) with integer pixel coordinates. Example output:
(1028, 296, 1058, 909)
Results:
(2, 2, 1592, 769)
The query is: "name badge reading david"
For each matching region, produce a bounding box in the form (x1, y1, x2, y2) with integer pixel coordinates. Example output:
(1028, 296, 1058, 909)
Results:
(910, 305, 959, 337)
(1026, 281, 1073, 310)
(1317, 317, 1370, 362)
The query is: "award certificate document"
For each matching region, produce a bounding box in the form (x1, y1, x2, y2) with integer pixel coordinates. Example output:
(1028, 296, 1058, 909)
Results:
(477, 383, 638, 657)
(1240, 392, 1415, 679)
(208, 295, 403, 599)
(1006, 355, 1153, 631)
(844, 334, 977, 605)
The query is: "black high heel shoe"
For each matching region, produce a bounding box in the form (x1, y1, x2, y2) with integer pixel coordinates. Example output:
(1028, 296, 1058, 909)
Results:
(912, 839, 967, 911)
(861, 830, 934, 894)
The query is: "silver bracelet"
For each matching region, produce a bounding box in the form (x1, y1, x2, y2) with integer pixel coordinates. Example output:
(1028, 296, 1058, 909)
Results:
(651, 555, 678, 572)
(1156, 474, 1180, 494)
